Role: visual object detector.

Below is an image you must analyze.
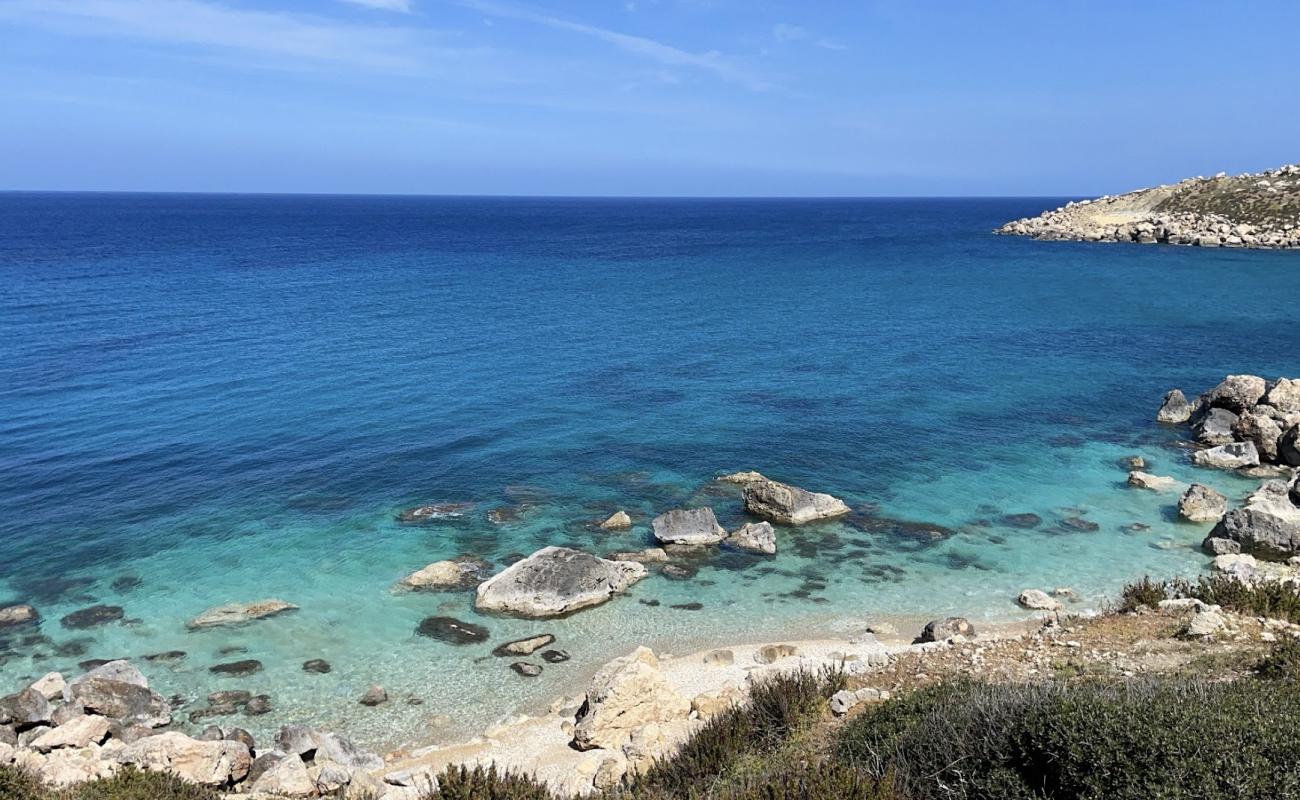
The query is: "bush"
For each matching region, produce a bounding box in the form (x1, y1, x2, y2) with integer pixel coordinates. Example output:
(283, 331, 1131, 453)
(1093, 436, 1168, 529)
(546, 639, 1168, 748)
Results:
(1254, 636, 1300, 680)
(426, 765, 555, 800)
(1117, 576, 1167, 612)
(835, 677, 1300, 800)
(1178, 574, 1300, 624)
(0, 766, 221, 800)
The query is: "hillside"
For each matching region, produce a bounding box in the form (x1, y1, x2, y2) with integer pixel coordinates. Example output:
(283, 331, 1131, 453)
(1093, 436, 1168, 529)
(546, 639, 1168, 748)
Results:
(998, 164, 1300, 248)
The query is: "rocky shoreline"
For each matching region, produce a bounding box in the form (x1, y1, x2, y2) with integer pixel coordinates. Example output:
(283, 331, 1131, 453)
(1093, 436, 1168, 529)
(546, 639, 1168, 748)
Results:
(997, 163, 1300, 249)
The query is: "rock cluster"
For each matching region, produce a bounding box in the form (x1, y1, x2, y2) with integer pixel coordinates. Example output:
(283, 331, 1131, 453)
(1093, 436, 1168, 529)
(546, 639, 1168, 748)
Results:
(1159, 375, 1300, 472)
(997, 165, 1300, 249)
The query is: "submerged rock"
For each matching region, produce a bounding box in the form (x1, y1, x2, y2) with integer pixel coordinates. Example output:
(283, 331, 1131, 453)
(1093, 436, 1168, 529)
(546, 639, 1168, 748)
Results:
(396, 503, 474, 524)
(302, 659, 331, 674)
(998, 513, 1042, 529)
(1205, 508, 1300, 561)
(651, 508, 726, 545)
(397, 558, 490, 592)
(724, 521, 777, 554)
(510, 662, 542, 678)
(416, 616, 489, 645)
(493, 633, 555, 657)
(60, 606, 124, 630)
(1179, 484, 1228, 522)
(187, 600, 297, 630)
(209, 660, 262, 677)
(741, 478, 850, 525)
(474, 546, 647, 618)
(359, 686, 388, 707)
(1156, 389, 1193, 424)
(0, 604, 38, 629)
(1192, 441, 1260, 470)
(717, 470, 767, 484)
(1127, 471, 1179, 491)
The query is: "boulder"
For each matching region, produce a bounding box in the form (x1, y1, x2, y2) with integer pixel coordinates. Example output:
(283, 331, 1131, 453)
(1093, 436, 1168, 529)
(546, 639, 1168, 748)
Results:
(716, 471, 767, 484)
(599, 511, 633, 531)
(1193, 408, 1240, 445)
(651, 508, 726, 545)
(117, 731, 251, 786)
(415, 616, 489, 645)
(754, 644, 799, 664)
(359, 686, 388, 707)
(28, 673, 65, 701)
(67, 660, 148, 692)
(1280, 425, 1300, 467)
(1178, 484, 1227, 522)
(60, 605, 124, 630)
(1264, 378, 1300, 414)
(492, 633, 556, 657)
(1205, 508, 1300, 561)
(187, 599, 297, 629)
(30, 743, 118, 786)
(511, 662, 542, 677)
(741, 479, 851, 525)
(1203, 374, 1267, 412)
(1192, 441, 1259, 470)
(251, 753, 314, 797)
(397, 559, 489, 591)
(1234, 410, 1285, 462)
(0, 688, 51, 729)
(1156, 389, 1193, 424)
(0, 604, 38, 629)
(1016, 589, 1060, 611)
(67, 677, 171, 729)
(724, 522, 777, 554)
(1186, 609, 1228, 637)
(474, 546, 647, 618)
(1245, 480, 1300, 524)
(1127, 471, 1179, 491)
(29, 715, 111, 752)
(1203, 537, 1241, 556)
(919, 617, 974, 642)
(571, 647, 690, 751)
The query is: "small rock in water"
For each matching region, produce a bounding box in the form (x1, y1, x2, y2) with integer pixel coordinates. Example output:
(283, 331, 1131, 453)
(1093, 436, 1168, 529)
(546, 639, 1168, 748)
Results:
(396, 503, 474, 524)
(144, 650, 187, 663)
(511, 662, 543, 677)
(60, 605, 124, 630)
(493, 634, 555, 657)
(209, 659, 263, 677)
(724, 521, 777, 555)
(302, 659, 332, 673)
(599, 511, 633, 530)
(208, 690, 251, 706)
(1179, 484, 1228, 522)
(1017, 589, 1060, 611)
(0, 604, 39, 629)
(245, 695, 272, 715)
(660, 563, 696, 581)
(1120, 455, 1146, 470)
(998, 513, 1042, 529)
(670, 602, 703, 611)
(1156, 389, 1193, 424)
(540, 649, 570, 663)
(651, 508, 727, 545)
(187, 600, 298, 630)
(359, 686, 388, 706)
(1127, 471, 1179, 491)
(111, 575, 143, 593)
(416, 616, 490, 645)
(1060, 516, 1100, 532)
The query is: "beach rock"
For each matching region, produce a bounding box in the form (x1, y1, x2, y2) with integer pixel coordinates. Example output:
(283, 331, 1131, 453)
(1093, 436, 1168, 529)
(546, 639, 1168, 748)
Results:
(60, 605, 124, 630)
(493, 633, 555, 657)
(1245, 480, 1300, 523)
(1234, 410, 1285, 462)
(599, 511, 633, 531)
(1280, 425, 1300, 467)
(1157, 389, 1194, 424)
(716, 471, 767, 485)
(1127, 471, 1179, 491)
(0, 688, 51, 729)
(29, 715, 111, 753)
(359, 686, 387, 707)
(511, 662, 542, 678)
(275, 725, 320, 758)
(1017, 589, 1060, 611)
(29, 743, 118, 786)
(316, 732, 383, 772)
(117, 731, 251, 786)
(396, 503, 473, 523)
(1203, 374, 1267, 413)
(209, 659, 262, 677)
(724, 521, 777, 554)
(303, 659, 331, 674)
(741, 478, 851, 525)
(754, 644, 799, 664)
(251, 753, 314, 796)
(1179, 484, 1228, 522)
(571, 647, 690, 751)
(1205, 508, 1300, 561)
(474, 546, 647, 618)
(416, 616, 489, 645)
(1192, 441, 1260, 470)
(67, 676, 171, 729)
(651, 508, 726, 545)
(397, 558, 489, 591)
(1193, 408, 1240, 445)
(28, 673, 65, 701)
(0, 604, 38, 629)
(186, 599, 297, 629)
(1264, 378, 1300, 414)
(702, 649, 734, 666)
(919, 617, 975, 642)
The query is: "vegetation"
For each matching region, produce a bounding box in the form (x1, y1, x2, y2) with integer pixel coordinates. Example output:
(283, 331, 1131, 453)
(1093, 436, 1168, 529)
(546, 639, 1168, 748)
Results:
(1118, 574, 1300, 624)
(1116, 576, 1167, 612)
(0, 767, 220, 800)
(1254, 636, 1300, 681)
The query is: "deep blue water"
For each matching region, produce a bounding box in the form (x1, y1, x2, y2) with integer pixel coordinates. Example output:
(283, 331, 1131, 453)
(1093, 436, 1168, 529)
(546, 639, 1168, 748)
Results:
(2, 193, 1298, 747)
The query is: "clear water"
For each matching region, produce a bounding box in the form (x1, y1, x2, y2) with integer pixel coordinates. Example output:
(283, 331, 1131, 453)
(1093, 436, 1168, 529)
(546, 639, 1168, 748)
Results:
(2, 194, 1298, 750)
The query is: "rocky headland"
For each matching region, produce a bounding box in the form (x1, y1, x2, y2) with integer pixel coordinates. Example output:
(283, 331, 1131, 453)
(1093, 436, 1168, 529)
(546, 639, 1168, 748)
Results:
(997, 164, 1300, 248)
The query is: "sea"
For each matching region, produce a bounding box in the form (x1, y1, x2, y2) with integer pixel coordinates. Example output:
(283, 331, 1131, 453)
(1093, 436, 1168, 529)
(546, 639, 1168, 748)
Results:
(2, 193, 1298, 749)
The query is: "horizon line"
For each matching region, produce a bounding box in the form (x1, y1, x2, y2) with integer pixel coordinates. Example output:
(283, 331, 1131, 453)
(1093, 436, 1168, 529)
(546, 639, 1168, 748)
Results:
(0, 189, 1081, 201)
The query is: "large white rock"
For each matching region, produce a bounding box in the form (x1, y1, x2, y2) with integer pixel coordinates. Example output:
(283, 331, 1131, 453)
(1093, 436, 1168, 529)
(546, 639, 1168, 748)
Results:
(571, 647, 691, 752)
(725, 522, 777, 554)
(117, 731, 251, 786)
(651, 508, 726, 545)
(475, 546, 646, 618)
(187, 599, 297, 629)
(1127, 471, 1179, 491)
(741, 478, 850, 525)
(1017, 589, 1060, 611)
(251, 753, 316, 796)
(1178, 484, 1227, 522)
(30, 715, 111, 753)
(1192, 441, 1260, 470)
(396, 559, 488, 591)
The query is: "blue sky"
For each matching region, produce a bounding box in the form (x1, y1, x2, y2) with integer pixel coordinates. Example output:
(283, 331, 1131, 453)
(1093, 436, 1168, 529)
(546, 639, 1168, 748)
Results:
(1, 0, 1297, 196)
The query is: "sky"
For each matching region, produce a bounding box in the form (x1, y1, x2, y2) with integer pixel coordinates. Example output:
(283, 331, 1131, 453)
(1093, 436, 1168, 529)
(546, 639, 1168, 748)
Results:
(1, 0, 1297, 196)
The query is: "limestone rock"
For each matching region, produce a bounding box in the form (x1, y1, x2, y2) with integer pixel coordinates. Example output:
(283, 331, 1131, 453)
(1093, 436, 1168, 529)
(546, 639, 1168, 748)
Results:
(724, 521, 777, 554)
(919, 617, 975, 642)
(359, 686, 388, 706)
(1280, 425, 1300, 467)
(1192, 441, 1260, 470)
(474, 546, 647, 618)
(599, 511, 633, 531)
(1017, 589, 1060, 611)
(66, 676, 171, 729)
(117, 731, 251, 786)
(28, 673, 65, 701)
(1178, 484, 1227, 522)
(1127, 471, 1179, 491)
(397, 559, 489, 591)
(716, 471, 767, 484)
(186, 599, 297, 629)
(651, 508, 726, 545)
(1156, 389, 1193, 424)
(29, 715, 111, 752)
(1193, 408, 1240, 445)
(0, 688, 51, 729)
(1203, 374, 1267, 413)
(67, 660, 148, 692)
(1234, 409, 1285, 462)
(492, 633, 556, 657)
(33, 744, 117, 786)
(741, 479, 850, 525)
(1245, 480, 1300, 524)
(251, 753, 315, 797)
(1186, 609, 1228, 637)
(1264, 378, 1300, 414)
(754, 644, 799, 664)
(1205, 508, 1300, 561)
(571, 647, 690, 751)
(0, 605, 38, 629)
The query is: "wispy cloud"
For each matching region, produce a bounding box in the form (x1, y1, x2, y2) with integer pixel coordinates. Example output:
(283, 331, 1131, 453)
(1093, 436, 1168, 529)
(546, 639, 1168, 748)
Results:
(461, 0, 772, 91)
(0, 0, 454, 72)
(340, 0, 412, 12)
(772, 21, 846, 52)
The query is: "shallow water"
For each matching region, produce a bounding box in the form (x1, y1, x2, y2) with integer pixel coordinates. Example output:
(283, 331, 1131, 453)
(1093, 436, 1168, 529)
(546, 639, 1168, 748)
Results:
(2, 194, 1298, 749)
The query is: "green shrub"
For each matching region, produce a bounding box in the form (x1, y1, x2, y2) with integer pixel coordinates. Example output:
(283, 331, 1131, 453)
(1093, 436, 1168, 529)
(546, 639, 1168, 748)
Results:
(0, 766, 222, 800)
(1178, 574, 1300, 624)
(1254, 636, 1300, 680)
(0, 765, 45, 800)
(835, 677, 1300, 800)
(1117, 576, 1168, 612)
(425, 765, 554, 800)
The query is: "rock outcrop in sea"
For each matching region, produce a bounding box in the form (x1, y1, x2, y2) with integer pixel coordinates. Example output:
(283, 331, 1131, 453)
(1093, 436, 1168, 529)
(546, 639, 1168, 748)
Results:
(998, 164, 1300, 249)
(474, 546, 647, 618)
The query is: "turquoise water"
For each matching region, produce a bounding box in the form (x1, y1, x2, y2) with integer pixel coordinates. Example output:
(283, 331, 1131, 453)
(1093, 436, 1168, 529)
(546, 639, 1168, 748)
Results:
(2, 194, 1298, 749)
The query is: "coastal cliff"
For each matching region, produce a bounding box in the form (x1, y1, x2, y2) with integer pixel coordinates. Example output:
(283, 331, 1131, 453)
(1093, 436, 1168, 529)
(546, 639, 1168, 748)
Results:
(998, 164, 1300, 248)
